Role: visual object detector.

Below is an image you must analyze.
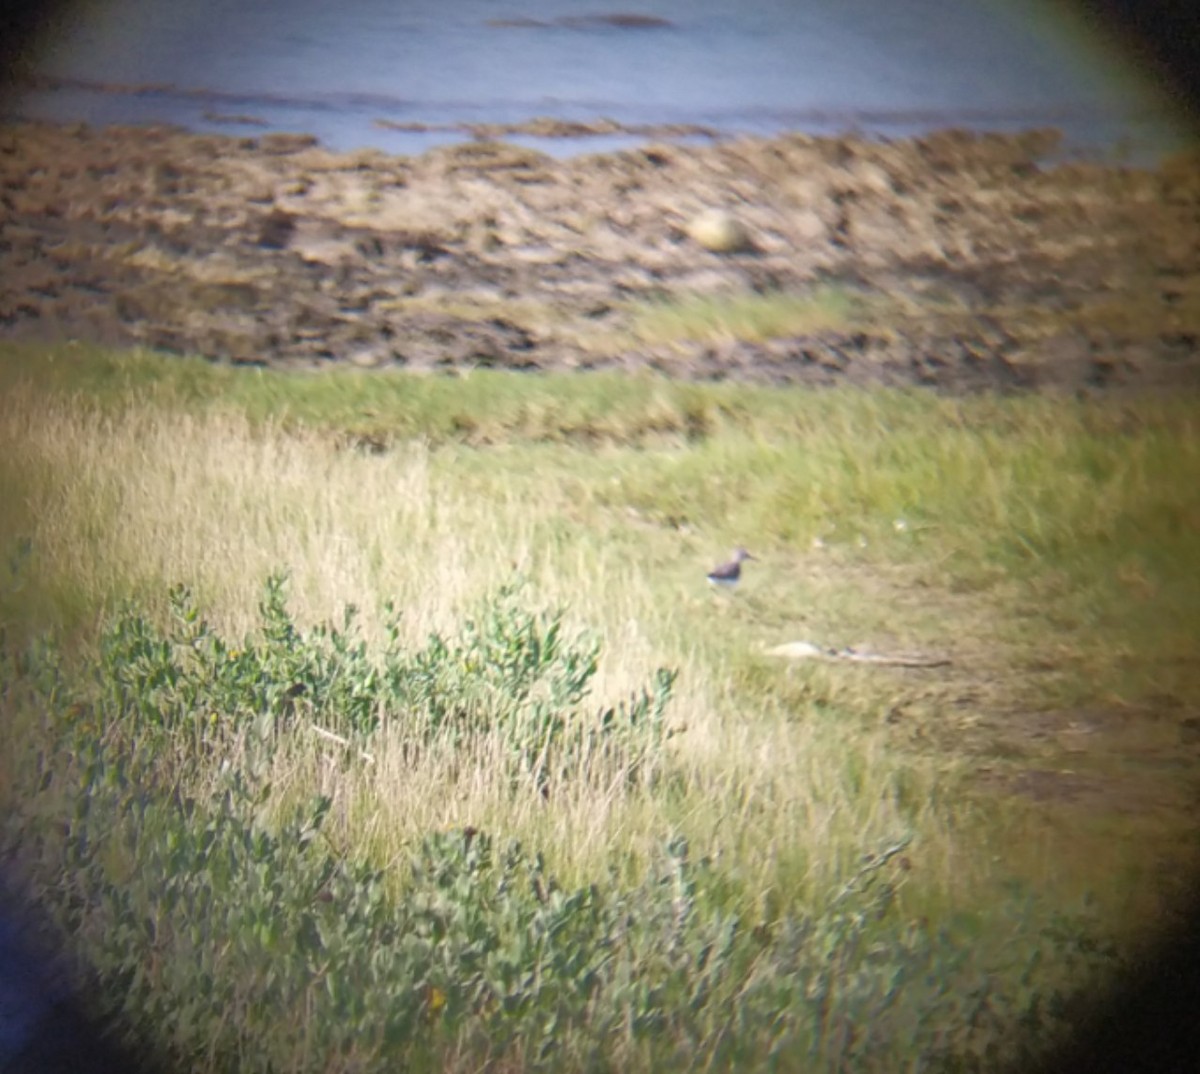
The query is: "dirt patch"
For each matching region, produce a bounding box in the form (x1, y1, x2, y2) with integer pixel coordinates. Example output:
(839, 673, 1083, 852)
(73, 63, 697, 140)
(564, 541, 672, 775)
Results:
(983, 767, 1107, 804)
(1, 120, 1198, 389)
(972, 701, 1200, 819)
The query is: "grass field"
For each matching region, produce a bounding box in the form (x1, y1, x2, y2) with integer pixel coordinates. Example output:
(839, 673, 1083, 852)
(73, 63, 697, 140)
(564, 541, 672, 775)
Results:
(2, 340, 1198, 1072)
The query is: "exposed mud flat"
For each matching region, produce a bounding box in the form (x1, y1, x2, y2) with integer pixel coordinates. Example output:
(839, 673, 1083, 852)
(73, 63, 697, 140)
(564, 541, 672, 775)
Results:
(2, 120, 1199, 391)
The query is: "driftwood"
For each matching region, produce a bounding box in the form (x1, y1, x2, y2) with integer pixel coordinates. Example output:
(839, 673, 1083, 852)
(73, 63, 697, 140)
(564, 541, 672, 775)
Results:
(766, 641, 951, 668)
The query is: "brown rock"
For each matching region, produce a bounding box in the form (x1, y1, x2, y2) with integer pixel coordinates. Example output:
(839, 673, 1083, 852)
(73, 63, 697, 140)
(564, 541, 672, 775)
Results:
(257, 132, 320, 155)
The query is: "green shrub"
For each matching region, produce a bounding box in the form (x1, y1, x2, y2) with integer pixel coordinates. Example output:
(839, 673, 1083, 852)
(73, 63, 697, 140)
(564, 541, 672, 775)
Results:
(384, 579, 675, 789)
(0, 577, 1121, 1073)
(89, 573, 673, 791)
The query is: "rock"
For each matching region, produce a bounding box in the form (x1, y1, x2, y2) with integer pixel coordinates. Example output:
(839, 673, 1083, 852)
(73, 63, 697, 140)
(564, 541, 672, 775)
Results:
(257, 132, 320, 155)
(291, 235, 359, 266)
(792, 209, 827, 244)
(346, 344, 392, 368)
(686, 209, 754, 253)
(256, 210, 296, 249)
(556, 14, 673, 29)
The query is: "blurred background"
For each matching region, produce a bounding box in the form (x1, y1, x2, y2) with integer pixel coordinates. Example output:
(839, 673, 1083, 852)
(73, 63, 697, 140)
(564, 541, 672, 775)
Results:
(1, 3, 1198, 1073)
(4, 0, 1194, 158)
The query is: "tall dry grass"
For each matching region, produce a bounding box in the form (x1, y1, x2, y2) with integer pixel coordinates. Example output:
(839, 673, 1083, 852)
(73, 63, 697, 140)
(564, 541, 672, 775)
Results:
(0, 382, 952, 908)
(2, 354, 1198, 925)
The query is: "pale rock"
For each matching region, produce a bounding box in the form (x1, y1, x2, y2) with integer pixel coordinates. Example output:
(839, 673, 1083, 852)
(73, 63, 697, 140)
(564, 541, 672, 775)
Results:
(687, 208, 752, 253)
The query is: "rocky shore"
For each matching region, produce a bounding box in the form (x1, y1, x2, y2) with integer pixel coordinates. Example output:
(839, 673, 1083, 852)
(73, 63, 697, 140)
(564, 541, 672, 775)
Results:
(2, 119, 1198, 391)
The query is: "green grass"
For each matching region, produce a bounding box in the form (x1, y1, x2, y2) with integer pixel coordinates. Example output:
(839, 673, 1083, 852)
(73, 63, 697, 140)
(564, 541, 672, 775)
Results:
(626, 286, 869, 345)
(1, 341, 1198, 1071)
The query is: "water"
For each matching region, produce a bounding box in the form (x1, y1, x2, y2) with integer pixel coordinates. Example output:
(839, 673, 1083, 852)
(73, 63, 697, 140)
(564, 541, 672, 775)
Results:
(11, 0, 1190, 158)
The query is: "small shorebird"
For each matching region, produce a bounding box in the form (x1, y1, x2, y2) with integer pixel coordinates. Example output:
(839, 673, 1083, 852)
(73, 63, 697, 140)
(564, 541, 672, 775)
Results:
(707, 547, 755, 589)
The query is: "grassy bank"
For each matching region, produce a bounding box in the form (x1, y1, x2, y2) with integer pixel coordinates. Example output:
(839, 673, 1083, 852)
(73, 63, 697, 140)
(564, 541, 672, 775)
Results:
(2, 341, 1199, 1071)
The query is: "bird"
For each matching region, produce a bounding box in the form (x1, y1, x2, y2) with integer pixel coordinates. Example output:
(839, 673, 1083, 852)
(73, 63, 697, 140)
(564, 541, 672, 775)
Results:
(706, 547, 755, 589)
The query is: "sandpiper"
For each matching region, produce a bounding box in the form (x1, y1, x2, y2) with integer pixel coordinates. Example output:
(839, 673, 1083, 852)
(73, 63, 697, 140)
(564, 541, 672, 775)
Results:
(707, 547, 755, 589)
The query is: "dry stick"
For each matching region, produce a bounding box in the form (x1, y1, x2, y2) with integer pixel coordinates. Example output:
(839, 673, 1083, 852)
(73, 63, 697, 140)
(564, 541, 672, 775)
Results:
(830, 836, 914, 909)
(309, 723, 376, 764)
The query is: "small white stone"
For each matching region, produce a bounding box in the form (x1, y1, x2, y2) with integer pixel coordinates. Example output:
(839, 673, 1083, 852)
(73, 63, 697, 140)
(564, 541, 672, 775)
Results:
(686, 209, 752, 253)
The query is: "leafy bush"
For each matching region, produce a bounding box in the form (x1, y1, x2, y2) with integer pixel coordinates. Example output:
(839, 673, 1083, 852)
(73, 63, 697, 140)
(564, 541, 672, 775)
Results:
(382, 579, 675, 789)
(0, 577, 1121, 1073)
(89, 573, 673, 790)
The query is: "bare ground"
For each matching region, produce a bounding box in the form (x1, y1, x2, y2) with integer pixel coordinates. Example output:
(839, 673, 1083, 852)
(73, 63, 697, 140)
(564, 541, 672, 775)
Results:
(2, 120, 1199, 391)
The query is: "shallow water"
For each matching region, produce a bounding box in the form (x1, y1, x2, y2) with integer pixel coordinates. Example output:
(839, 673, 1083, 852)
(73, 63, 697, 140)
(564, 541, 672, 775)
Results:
(11, 0, 1191, 158)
